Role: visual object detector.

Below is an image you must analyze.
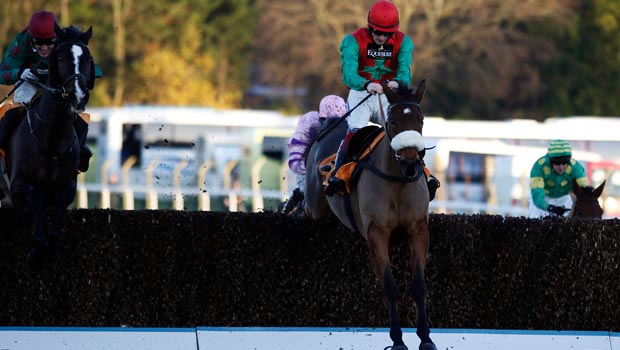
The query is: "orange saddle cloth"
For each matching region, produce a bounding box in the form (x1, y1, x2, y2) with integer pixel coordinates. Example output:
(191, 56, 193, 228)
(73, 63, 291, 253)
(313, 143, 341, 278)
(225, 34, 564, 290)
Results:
(318, 131, 432, 195)
(318, 131, 385, 194)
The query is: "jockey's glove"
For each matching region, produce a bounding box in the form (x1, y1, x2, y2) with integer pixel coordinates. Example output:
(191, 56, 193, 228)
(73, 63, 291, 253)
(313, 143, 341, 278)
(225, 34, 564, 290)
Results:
(386, 80, 399, 90)
(548, 205, 568, 216)
(19, 68, 38, 82)
(366, 82, 383, 95)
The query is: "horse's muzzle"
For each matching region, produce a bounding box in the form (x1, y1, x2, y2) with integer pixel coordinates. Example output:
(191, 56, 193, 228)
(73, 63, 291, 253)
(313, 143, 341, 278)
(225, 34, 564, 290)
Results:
(400, 158, 422, 179)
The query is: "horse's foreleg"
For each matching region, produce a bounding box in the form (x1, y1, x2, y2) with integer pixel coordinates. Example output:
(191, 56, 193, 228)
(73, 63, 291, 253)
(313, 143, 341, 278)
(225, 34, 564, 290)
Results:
(47, 183, 77, 259)
(48, 201, 67, 259)
(26, 187, 46, 243)
(25, 187, 47, 269)
(408, 220, 436, 350)
(368, 224, 405, 348)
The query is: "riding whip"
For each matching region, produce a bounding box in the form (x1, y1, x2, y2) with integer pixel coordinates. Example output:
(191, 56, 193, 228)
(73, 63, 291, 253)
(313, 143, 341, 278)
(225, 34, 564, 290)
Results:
(0, 80, 23, 104)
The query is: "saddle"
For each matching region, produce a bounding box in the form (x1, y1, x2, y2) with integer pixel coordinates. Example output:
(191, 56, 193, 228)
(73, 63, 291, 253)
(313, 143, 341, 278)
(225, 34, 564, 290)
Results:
(319, 125, 385, 194)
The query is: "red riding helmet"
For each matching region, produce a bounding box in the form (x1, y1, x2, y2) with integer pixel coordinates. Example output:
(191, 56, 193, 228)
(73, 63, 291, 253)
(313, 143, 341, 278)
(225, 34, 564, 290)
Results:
(367, 0, 399, 32)
(27, 10, 57, 39)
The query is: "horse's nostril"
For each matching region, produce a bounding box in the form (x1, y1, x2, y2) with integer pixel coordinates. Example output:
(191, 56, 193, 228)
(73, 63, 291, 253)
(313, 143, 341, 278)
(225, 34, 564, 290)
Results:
(400, 160, 419, 178)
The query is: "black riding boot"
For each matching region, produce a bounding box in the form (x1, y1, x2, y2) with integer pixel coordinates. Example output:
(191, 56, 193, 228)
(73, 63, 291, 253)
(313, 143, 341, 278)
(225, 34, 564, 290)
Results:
(74, 116, 92, 172)
(282, 187, 305, 215)
(0, 107, 24, 155)
(324, 150, 347, 196)
(427, 174, 440, 201)
(325, 128, 357, 197)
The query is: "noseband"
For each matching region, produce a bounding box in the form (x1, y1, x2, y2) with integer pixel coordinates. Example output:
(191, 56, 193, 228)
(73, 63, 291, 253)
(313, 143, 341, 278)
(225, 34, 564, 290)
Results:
(383, 100, 435, 159)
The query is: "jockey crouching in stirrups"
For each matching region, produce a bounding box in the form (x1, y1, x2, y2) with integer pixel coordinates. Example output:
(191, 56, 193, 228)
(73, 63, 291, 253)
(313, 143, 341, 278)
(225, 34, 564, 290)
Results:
(282, 95, 348, 214)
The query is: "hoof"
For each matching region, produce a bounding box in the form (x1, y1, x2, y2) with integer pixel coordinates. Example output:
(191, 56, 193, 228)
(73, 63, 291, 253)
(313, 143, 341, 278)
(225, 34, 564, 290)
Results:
(419, 342, 437, 350)
(384, 345, 408, 350)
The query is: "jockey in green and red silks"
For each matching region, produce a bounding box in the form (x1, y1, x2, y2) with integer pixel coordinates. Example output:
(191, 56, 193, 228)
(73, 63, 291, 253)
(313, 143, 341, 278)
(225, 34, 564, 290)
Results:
(326, 1, 440, 199)
(347, 27, 408, 91)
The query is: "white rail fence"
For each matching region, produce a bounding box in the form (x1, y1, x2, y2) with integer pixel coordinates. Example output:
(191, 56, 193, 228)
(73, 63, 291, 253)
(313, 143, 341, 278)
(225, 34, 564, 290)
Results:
(2, 153, 529, 216)
(75, 181, 287, 212)
(74, 179, 528, 217)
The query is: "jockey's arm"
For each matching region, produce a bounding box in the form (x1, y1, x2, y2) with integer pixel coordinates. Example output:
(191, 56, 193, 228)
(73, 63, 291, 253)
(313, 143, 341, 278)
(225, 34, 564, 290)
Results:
(0, 39, 28, 85)
(340, 34, 368, 91)
(394, 35, 414, 87)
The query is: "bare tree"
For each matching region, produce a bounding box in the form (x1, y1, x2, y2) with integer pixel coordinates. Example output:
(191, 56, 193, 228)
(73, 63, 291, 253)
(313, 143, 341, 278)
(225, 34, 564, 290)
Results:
(253, 0, 573, 117)
(252, 0, 365, 107)
(111, 0, 131, 106)
(60, 0, 70, 26)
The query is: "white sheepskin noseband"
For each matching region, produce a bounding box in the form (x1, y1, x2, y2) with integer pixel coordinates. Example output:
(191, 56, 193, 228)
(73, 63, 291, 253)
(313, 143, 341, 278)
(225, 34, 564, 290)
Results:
(390, 130, 425, 152)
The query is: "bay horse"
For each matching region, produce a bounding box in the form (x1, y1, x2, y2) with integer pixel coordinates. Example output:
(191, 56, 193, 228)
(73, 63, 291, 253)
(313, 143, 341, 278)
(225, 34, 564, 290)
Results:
(571, 179, 605, 219)
(305, 80, 436, 350)
(3, 24, 95, 269)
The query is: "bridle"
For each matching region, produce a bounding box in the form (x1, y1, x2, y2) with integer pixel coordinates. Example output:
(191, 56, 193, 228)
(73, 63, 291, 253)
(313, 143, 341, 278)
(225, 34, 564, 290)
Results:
(31, 41, 93, 111)
(378, 95, 433, 160)
(57, 42, 92, 92)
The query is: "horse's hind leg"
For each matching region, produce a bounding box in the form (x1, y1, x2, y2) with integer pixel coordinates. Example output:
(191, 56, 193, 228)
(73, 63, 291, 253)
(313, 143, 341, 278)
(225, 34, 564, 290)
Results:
(368, 224, 406, 349)
(408, 220, 436, 350)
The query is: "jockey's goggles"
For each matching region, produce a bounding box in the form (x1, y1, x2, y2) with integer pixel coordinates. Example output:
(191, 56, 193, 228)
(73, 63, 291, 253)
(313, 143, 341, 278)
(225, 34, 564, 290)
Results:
(32, 37, 56, 46)
(371, 28, 393, 38)
(550, 158, 570, 166)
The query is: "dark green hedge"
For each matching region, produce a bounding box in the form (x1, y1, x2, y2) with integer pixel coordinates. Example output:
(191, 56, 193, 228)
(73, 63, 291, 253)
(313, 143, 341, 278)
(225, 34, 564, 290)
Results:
(0, 209, 618, 330)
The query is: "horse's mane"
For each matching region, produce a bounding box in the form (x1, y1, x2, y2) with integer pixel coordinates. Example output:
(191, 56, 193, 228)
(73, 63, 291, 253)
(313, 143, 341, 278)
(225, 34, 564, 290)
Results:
(318, 117, 341, 133)
(394, 81, 415, 99)
(61, 25, 85, 41)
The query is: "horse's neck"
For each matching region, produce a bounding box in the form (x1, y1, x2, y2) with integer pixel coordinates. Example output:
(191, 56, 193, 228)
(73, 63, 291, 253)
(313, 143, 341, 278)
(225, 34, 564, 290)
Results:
(30, 93, 76, 147)
(34, 92, 72, 119)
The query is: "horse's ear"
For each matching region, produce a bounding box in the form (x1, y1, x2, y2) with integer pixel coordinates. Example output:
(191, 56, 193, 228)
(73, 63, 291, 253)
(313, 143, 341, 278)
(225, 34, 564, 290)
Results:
(80, 26, 93, 45)
(593, 180, 606, 197)
(572, 178, 583, 196)
(54, 23, 64, 41)
(382, 81, 398, 104)
(412, 79, 426, 103)
(88, 60, 95, 90)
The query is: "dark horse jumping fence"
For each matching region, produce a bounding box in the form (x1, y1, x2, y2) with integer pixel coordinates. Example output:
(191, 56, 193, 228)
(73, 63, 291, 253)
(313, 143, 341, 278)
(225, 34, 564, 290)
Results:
(305, 80, 437, 350)
(0, 24, 95, 269)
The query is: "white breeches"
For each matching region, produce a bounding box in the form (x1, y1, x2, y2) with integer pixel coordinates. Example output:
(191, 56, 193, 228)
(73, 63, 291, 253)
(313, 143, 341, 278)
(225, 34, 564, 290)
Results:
(346, 89, 390, 129)
(528, 194, 573, 218)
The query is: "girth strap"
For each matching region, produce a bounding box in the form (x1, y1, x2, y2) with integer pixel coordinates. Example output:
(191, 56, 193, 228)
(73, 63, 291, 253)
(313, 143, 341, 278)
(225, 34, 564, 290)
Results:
(356, 159, 425, 183)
